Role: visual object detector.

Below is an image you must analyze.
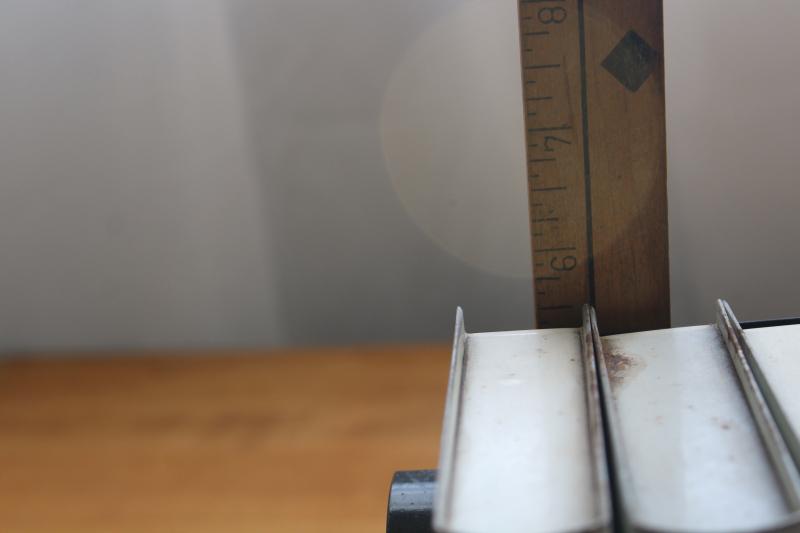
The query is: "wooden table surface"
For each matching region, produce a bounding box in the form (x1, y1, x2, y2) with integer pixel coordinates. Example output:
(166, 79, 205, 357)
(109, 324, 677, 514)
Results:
(0, 344, 451, 532)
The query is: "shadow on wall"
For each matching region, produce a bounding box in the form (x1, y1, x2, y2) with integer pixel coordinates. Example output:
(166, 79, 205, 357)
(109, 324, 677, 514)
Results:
(223, 0, 534, 346)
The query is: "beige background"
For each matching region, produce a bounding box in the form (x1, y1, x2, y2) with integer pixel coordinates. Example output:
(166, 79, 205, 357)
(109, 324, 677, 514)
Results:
(0, 0, 797, 351)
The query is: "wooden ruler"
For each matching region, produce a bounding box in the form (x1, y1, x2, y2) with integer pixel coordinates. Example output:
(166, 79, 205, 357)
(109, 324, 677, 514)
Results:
(518, 0, 669, 334)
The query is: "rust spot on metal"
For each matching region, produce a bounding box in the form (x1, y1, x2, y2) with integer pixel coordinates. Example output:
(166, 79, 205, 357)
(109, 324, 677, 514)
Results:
(580, 318, 608, 509)
(711, 416, 732, 431)
(601, 339, 642, 386)
(581, 328, 600, 405)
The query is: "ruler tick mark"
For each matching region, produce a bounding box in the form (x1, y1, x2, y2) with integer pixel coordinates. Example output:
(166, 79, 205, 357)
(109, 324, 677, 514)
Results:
(525, 64, 561, 70)
(532, 186, 567, 192)
(535, 246, 577, 253)
(528, 125, 572, 133)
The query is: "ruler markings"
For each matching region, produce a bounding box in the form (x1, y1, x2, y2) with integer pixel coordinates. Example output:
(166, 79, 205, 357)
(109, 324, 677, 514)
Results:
(527, 125, 571, 133)
(520, 0, 591, 329)
(519, 0, 669, 333)
(525, 64, 562, 70)
(535, 246, 577, 253)
(532, 186, 567, 192)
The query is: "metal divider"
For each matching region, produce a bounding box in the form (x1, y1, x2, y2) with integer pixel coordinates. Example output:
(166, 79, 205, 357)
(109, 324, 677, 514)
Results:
(592, 302, 800, 532)
(716, 300, 800, 511)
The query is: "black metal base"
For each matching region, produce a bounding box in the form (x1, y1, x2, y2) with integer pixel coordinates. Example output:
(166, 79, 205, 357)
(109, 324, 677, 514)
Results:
(741, 317, 800, 329)
(386, 470, 436, 533)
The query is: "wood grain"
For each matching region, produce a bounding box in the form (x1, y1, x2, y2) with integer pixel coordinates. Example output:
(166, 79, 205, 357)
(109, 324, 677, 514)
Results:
(519, 0, 669, 334)
(586, 0, 670, 335)
(0, 345, 450, 532)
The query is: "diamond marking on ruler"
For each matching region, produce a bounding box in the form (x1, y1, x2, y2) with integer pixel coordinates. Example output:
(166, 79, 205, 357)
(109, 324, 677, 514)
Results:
(601, 30, 658, 92)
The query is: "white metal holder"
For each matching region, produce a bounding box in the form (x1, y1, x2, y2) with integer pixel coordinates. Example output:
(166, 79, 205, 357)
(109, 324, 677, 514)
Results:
(433, 301, 800, 533)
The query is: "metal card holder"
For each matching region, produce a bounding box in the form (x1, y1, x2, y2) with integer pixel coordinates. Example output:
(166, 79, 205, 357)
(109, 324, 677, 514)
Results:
(592, 301, 800, 532)
(433, 309, 612, 533)
(432, 302, 800, 533)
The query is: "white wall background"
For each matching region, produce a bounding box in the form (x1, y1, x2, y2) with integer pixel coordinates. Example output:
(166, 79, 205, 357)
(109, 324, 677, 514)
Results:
(0, 0, 798, 352)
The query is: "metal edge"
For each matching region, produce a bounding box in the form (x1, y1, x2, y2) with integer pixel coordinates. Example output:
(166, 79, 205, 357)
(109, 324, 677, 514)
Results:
(716, 299, 800, 513)
(588, 305, 639, 533)
(432, 307, 467, 532)
(729, 306, 800, 475)
(740, 325, 800, 485)
(742, 318, 800, 330)
(581, 305, 613, 532)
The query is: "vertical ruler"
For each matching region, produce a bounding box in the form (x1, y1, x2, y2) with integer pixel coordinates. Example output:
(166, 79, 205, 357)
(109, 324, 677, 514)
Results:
(518, 0, 669, 334)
